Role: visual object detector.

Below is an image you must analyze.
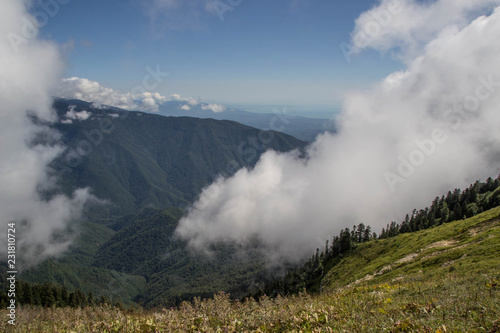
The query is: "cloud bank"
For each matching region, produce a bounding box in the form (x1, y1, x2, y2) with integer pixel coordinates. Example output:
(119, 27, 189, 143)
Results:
(57, 77, 170, 112)
(57, 77, 226, 114)
(350, 0, 498, 61)
(176, 2, 500, 264)
(0, 0, 92, 267)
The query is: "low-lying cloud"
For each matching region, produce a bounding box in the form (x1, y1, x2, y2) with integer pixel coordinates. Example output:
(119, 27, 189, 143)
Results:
(0, 0, 93, 267)
(201, 103, 227, 113)
(176, 2, 500, 264)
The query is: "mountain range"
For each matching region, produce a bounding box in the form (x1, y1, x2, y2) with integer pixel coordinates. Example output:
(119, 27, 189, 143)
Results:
(20, 99, 308, 306)
(156, 101, 336, 142)
(10, 98, 500, 312)
(49, 99, 307, 219)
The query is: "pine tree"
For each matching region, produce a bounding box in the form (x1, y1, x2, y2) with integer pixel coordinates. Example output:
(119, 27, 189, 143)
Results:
(60, 286, 69, 307)
(87, 292, 95, 307)
(99, 295, 110, 306)
(379, 228, 387, 239)
(75, 289, 87, 308)
(452, 202, 464, 221)
(32, 284, 42, 306)
(41, 282, 55, 307)
(356, 223, 366, 243)
(52, 285, 62, 307)
(21, 282, 33, 306)
(363, 225, 372, 242)
(68, 292, 78, 308)
(339, 228, 352, 253)
(400, 214, 411, 233)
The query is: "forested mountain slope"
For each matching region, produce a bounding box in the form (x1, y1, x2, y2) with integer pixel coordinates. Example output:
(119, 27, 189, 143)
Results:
(49, 99, 307, 218)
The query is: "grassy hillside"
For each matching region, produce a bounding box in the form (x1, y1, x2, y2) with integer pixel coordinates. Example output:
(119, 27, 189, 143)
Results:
(3, 207, 498, 332)
(323, 206, 500, 290)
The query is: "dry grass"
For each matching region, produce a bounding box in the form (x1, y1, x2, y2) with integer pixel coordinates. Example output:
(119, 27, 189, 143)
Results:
(1, 272, 498, 332)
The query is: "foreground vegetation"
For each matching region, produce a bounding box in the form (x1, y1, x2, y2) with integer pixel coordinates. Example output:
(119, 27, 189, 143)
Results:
(1, 272, 498, 332)
(2, 205, 499, 332)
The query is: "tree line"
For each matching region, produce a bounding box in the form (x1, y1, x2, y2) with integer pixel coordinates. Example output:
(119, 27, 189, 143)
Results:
(0, 278, 113, 309)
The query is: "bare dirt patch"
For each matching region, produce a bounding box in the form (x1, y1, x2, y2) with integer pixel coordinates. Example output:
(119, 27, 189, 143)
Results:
(469, 218, 500, 236)
(424, 240, 458, 250)
(395, 253, 419, 264)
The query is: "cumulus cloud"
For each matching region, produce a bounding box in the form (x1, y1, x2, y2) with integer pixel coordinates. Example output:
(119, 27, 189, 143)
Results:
(57, 76, 215, 114)
(176, 4, 500, 264)
(178, 101, 227, 113)
(170, 93, 184, 101)
(350, 0, 498, 61)
(57, 77, 171, 112)
(187, 97, 200, 106)
(0, 1, 93, 266)
(201, 103, 227, 113)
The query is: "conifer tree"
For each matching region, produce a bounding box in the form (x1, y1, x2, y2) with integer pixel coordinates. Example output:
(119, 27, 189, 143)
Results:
(21, 282, 33, 306)
(41, 282, 55, 307)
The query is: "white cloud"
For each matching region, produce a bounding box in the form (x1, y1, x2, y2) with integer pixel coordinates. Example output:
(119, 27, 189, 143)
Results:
(57, 77, 170, 112)
(350, 0, 499, 61)
(179, 101, 228, 113)
(170, 93, 183, 101)
(201, 103, 227, 113)
(176, 5, 500, 264)
(57, 77, 212, 114)
(187, 97, 200, 106)
(0, 0, 93, 266)
(64, 105, 92, 121)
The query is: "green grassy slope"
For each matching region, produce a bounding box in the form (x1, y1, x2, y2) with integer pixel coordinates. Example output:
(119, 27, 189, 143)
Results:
(323, 206, 500, 290)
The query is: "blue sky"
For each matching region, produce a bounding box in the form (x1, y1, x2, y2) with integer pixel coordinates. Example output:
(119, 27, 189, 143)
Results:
(37, 0, 403, 110)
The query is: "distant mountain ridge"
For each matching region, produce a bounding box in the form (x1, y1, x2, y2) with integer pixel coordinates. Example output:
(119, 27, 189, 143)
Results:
(49, 98, 307, 218)
(157, 101, 336, 142)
